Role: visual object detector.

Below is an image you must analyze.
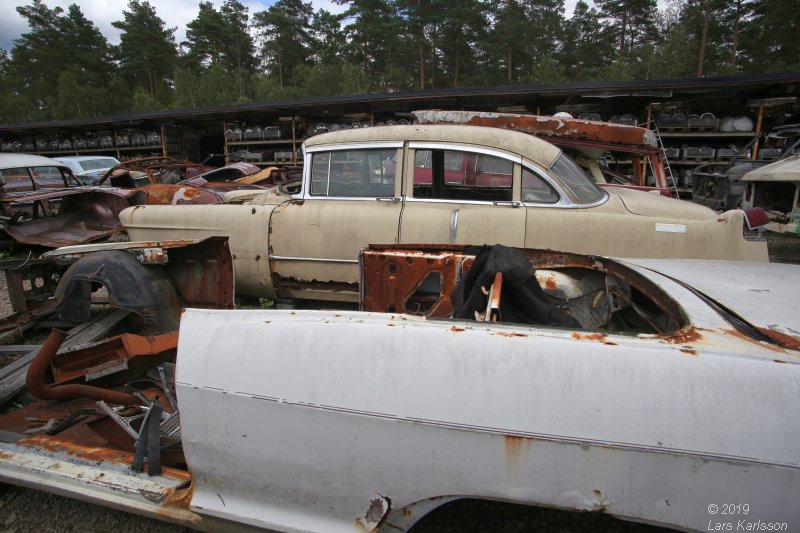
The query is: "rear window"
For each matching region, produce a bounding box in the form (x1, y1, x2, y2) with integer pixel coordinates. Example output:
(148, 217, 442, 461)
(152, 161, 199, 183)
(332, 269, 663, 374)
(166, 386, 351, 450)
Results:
(79, 158, 118, 171)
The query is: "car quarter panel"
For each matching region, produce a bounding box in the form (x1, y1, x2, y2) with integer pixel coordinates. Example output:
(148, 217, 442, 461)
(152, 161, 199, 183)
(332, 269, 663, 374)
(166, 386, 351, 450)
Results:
(523, 193, 768, 261)
(177, 309, 800, 533)
(120, 204, 277, 297)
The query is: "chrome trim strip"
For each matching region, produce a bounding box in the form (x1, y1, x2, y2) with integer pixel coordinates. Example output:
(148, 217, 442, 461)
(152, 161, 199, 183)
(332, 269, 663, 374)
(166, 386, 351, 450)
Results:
(304, 141, 404, 153)
(269, 255, 359, 264)
(408, 142, 523, 164)
(405, 197, 518, 207)
(449, 209, 459, 244)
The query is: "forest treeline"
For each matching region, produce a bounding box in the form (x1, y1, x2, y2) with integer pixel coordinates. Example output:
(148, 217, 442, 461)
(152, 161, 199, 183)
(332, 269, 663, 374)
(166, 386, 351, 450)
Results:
(0, 0, 797, 124)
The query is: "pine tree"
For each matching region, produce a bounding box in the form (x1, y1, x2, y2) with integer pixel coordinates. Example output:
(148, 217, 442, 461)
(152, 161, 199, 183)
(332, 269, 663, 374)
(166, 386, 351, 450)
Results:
(113, 0, 178, 107)
(253, 0, 315, 88)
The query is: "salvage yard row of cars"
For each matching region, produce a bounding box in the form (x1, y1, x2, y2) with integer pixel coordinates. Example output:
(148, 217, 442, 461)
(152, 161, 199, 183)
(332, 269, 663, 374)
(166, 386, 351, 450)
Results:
(0, 117, 797, 533)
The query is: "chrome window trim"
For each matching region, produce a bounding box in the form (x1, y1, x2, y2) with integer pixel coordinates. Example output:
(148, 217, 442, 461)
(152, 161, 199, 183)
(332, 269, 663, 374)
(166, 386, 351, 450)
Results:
(268, 255, 359, 264)
(407, 142, 522, 164)
(301, 145, 403, 200)
(520, 158, 609, 209)
(404, 197, 521, 207)
(518, 159, 571, 207)
(405, 143, 519, 202)
(304, 142, 404, 154)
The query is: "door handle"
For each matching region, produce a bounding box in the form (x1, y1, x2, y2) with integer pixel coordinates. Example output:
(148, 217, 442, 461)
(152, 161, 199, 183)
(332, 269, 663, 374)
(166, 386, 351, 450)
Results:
(376, 197, 400, 203)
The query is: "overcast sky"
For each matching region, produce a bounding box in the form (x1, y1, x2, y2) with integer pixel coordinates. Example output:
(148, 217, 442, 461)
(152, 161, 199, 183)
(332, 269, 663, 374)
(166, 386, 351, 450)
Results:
(1, 0, 594, 53)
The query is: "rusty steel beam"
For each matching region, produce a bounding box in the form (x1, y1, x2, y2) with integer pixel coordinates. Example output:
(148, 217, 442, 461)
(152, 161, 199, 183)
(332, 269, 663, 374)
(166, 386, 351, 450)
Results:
(413, 110, 658, 148)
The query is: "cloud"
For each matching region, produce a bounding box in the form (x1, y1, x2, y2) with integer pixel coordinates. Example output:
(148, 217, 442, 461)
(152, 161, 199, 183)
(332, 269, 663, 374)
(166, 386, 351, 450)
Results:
(1, 0, 352, 52)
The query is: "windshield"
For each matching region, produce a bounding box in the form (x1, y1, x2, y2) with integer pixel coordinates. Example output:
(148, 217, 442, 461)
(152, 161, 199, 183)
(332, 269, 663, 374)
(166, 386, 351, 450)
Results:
(549, 153, 606, 204)
(79, 158, 119, 171)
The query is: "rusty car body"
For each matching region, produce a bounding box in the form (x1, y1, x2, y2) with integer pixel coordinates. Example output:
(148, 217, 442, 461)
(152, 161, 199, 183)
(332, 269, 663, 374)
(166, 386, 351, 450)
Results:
(95, 157, 272, 205)
(742, 154, 800, 234)
(0, 244, 797, 532)
(117, 124, 767, 304)
(0, 154, 136, 248)
(412, 109, 675, 197)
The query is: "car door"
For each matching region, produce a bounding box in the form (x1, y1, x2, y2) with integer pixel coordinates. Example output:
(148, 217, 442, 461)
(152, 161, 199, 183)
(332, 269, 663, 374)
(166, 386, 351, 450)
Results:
(269, 144, 403, 301)
(399, 144, 528, 247)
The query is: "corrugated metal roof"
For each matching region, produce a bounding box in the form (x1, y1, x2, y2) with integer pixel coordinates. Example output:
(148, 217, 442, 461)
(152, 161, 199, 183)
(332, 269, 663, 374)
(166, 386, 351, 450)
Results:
(2, 72, 798, 133)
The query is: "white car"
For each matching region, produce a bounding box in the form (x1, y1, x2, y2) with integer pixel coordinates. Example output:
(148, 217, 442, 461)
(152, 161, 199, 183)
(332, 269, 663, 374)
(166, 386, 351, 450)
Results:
(54, 155, 121, 185)
(0, 245, 797, 532)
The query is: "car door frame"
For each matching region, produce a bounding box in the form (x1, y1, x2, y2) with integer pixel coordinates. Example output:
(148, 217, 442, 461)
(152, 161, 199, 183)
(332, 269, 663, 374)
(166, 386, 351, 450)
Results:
(399, 142, 529, 247)
(268, 141, 405, 301)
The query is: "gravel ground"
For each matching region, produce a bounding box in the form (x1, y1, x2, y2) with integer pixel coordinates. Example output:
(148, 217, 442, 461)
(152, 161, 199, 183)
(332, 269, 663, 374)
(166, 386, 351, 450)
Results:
(1, 234, 799, 532)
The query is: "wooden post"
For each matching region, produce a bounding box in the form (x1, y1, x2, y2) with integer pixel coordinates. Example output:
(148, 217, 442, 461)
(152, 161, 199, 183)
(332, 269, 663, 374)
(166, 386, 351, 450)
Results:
(223, 121, 229, 164)
(291, 118, 297, 164)
(113, 130, 120, 160)
(160, 125, 167, 158)
(752, 105, 764, 160)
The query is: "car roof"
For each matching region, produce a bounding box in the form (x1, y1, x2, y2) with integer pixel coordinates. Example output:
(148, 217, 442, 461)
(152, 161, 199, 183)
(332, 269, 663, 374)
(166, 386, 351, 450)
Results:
(0, 153, 71, 171)
(304, 124, 563, 168)
(53, 156, 119, 162)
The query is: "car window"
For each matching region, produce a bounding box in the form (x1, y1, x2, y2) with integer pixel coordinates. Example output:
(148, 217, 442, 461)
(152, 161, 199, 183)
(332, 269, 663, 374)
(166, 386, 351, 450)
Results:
(549, 154, 606, 204)
(0, 168, 34, 190)
(310, 149, 397, 198)
(521, 168, 559, 203)
(33, 166, 70, 188)
(412, 149, 512, 202)
(79, 158, 119, 171)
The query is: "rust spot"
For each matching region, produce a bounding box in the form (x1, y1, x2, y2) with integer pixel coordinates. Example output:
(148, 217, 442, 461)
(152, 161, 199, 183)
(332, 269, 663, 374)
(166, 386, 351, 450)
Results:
(0, 452, 13, 459)
(15, 436, 191, 482)
(545, 275, 558, 290)
(387, 323, 395, 327)
(493, 331, 529, 338)
(450, 326, 465, 333)
(661, 326, 703, 345)
(504, 435, 533, 478)
(162, 482, 194, 511)
(757, 328, 800, 352)
(680, 347, 698, 356)
(724, 329, 783, 353)
(571, 332, 618, 346)
(774, 359, 787, 364)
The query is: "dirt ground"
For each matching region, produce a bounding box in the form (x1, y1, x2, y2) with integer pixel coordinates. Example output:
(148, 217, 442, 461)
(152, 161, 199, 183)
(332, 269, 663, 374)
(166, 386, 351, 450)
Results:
(1, 234, 798, 532)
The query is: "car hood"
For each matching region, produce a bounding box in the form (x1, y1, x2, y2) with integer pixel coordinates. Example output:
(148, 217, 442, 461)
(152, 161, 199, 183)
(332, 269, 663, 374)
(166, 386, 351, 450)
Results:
(611, 187, 717, 220)
(620, 258, 800, 346)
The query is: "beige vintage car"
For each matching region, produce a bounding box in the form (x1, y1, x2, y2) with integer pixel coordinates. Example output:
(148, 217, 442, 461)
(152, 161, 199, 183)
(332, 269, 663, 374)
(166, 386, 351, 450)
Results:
(118, 125, 767, 302)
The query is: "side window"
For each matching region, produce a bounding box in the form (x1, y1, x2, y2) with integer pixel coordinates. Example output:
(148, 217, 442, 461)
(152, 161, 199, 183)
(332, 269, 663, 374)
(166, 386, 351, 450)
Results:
(33, 166, 69, 189)
(0, 167, 35, 192)
(412, 149, 512, 202)
(521, 168, 560, 203)
(310, 149, 396, 198)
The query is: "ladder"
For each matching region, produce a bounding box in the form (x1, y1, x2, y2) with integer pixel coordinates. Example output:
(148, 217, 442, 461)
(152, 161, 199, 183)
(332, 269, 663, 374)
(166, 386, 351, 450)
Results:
(650, 119, 680, 198)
